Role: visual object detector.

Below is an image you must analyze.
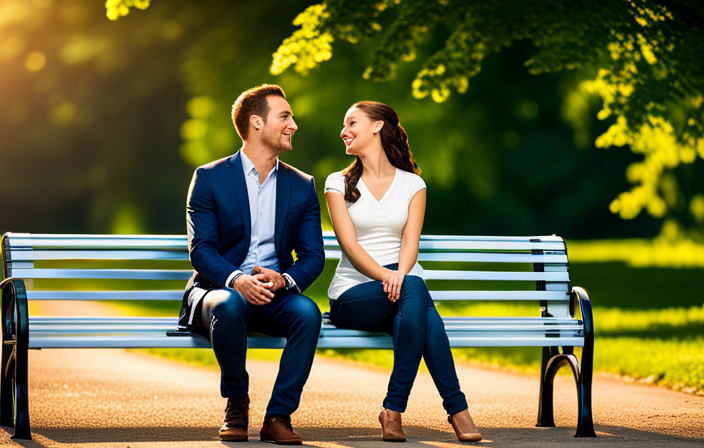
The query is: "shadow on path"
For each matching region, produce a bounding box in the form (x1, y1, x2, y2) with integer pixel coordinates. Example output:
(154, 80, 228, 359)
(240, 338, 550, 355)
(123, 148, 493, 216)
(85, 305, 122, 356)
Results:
(3, 424, 703, 448)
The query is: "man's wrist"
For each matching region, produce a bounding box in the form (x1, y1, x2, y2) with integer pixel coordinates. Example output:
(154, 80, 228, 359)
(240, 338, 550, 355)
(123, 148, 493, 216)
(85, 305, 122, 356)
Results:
(281, 273, 300, 293)
(228, 270, 245, 290)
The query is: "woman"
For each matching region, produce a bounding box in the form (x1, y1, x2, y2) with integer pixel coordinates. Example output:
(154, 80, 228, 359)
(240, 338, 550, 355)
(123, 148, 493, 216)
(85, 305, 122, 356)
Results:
(324, 101, 482, 443)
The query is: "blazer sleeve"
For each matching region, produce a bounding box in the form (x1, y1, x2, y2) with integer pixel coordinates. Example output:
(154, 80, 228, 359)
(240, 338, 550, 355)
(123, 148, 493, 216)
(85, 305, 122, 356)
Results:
(186, 167, 239, 287)
(285, 177, 325, 292)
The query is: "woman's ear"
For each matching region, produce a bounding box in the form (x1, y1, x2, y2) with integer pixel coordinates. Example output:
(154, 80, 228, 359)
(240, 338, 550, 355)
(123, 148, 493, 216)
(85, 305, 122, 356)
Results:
(373, 120, 384, 135)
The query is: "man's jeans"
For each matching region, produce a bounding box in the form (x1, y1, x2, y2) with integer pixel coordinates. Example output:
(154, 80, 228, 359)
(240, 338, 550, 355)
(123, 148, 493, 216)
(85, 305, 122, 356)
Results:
(194, 288, 321, 418)
(329, 272, 468, 415)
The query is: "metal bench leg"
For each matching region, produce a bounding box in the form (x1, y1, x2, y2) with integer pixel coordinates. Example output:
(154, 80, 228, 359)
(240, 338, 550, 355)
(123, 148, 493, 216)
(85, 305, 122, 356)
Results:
(574, 349, 595, 437)
(536, 346, 557, 427)
(573, 286, 595, 438)
(1, 279, 32, 439)
(0, 330, 14, 428)
(536, 345, 596, 437)
(1, 280, 16, 428)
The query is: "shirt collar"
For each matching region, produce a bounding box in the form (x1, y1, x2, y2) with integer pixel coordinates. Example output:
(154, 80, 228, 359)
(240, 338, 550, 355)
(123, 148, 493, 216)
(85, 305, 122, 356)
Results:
(239, 149, 279, 177)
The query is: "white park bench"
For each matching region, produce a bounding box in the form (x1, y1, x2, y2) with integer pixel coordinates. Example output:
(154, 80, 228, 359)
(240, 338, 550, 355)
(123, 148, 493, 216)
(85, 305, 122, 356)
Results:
(1, 231, 595, 439)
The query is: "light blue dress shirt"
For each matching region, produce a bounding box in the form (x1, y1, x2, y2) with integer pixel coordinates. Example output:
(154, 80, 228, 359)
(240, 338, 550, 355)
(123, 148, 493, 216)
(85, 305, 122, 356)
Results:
(225, 150, 298, 291)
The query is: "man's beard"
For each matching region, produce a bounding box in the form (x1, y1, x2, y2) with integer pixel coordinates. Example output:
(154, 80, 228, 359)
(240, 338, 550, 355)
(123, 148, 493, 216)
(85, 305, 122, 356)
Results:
(262, 129, 291, 153)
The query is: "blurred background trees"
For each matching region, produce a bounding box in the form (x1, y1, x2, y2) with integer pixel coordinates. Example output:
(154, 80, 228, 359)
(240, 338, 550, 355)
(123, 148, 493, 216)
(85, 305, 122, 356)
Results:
(268, 0, 704, 242)
(2, 0, 701, 394)
(2, 0, 702, 243)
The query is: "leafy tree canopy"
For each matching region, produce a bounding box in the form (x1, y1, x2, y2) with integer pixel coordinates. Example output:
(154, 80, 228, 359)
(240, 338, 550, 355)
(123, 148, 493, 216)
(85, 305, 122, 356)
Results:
(104, 0, 704, 240)
(266, 0, 704, 239)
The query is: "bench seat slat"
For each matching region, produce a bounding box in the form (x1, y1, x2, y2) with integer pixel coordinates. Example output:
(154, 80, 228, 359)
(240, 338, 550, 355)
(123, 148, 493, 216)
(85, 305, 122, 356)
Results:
(27, 316, 584, 350)
(28, 334, 585, 349)
(29, 316, 580, 324)
(29, 323, 583, 335)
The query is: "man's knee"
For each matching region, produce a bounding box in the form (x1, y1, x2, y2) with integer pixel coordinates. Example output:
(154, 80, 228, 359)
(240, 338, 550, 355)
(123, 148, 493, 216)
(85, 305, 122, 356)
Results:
(209, 289, 247, 320)
(289, 295, 322, 328)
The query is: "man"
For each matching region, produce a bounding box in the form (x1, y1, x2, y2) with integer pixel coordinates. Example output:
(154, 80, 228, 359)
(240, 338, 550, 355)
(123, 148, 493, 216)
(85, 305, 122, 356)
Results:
(179, 84, 325, 444)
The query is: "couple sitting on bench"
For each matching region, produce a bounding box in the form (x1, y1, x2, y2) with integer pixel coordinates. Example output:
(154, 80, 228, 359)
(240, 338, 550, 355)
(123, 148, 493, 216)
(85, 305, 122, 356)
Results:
(180, 84, 482, 444)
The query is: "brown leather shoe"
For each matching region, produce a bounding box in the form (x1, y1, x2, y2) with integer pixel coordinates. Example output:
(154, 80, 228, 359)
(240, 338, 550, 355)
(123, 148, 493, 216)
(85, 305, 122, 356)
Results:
(449, 409, 482, 442)
(219, 396, 249, 441)
(260, 416, 302, 445)
(379, 408, 406, 442)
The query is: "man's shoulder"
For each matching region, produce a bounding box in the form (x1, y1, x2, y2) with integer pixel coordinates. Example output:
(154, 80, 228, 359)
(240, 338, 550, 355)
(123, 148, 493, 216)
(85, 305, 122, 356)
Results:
(280, 161, 314, 183)
(197, 155, 234, 173)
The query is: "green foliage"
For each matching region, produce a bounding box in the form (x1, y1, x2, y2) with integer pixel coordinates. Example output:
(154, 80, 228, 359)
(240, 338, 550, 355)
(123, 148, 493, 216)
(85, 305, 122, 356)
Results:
(1, 0, 192, 234)
(568, 237, 704, 268)
(0, 0, 652, 239)
(273, 0, 704, 237)
(105, 0, 151, 21)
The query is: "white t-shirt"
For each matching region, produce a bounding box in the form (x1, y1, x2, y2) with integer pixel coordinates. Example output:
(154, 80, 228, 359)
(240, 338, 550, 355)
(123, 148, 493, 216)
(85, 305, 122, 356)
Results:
(325, 168, 427, 300)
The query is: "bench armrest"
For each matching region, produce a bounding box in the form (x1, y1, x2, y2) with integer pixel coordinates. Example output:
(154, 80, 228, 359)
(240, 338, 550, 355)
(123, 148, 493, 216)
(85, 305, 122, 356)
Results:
(571, 286, 593, 338)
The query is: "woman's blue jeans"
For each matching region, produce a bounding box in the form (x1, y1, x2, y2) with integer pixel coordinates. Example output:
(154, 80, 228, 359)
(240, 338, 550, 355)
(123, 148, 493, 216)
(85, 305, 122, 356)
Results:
(329, 272, 468, 415)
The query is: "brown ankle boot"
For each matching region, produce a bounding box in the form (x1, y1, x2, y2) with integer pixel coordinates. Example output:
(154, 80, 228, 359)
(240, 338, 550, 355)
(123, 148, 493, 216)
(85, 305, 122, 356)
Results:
(379, 408, 406, 442)
(449, 409, 482, 442)
(219, 396, 249, 441)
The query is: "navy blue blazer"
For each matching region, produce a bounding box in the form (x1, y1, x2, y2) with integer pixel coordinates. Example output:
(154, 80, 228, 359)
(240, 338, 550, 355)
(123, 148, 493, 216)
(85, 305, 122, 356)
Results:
(179, 152, 325, 326)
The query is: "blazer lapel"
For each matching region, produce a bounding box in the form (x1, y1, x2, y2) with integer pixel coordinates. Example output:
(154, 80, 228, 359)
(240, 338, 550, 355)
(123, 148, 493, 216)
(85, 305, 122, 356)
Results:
(275, 162, 290, 253)
(226, 152, 251, 245)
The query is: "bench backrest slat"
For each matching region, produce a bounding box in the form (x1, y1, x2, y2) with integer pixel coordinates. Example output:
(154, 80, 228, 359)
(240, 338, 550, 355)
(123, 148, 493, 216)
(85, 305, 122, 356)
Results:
(5, 234, 187, 250)
(3, 232, 572, 319)
(429, 291, 569, 301)
(10, 268, 193, 281)
(423, 270, 569, 282)
(8, 250, 189, 261)
(26, 290, 184, 301)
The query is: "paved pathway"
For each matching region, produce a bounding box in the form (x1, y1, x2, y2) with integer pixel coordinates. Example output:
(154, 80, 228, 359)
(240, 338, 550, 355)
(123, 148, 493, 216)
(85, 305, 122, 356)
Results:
(1, 301, 702, 447)
(1, 346, 702, 447)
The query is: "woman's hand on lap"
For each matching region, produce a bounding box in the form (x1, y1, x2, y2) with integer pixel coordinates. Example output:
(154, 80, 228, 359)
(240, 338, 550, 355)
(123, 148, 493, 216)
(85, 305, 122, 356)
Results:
(382, 270, 405, 302)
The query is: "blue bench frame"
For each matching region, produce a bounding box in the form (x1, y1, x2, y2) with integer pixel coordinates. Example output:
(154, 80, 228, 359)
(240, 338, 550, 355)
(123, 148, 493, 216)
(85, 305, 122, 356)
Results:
(1, 232, 595, 439)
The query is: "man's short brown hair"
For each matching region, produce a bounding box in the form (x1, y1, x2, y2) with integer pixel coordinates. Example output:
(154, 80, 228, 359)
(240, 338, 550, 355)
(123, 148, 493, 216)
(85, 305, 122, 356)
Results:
(232, 84, 286, 141)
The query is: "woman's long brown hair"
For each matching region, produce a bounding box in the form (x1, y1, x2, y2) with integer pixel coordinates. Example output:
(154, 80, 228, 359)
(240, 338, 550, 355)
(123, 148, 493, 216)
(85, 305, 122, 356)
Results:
(343, 101, 421, 203)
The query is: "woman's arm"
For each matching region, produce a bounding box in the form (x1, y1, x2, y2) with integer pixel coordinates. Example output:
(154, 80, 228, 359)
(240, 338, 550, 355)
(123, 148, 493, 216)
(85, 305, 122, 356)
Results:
(398, 189, 426, 276)
(383, 189, 426, 300)
(326, 191, 390, 281)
